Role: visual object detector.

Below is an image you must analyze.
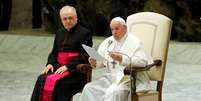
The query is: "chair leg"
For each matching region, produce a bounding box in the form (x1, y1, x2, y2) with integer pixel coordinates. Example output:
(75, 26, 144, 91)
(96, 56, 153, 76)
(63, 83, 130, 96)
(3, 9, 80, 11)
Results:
(132, 94, 138, 101)
(157, 81, 163, 101)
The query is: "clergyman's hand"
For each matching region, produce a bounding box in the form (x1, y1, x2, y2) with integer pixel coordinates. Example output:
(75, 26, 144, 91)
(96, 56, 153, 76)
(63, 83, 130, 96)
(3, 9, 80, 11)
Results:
(55, 65, 68, 74)
(42, 64, 54, 74)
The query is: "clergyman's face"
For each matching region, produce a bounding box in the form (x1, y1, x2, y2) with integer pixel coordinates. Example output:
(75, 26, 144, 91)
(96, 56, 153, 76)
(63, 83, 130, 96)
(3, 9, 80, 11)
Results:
(110, 21, 126, 41)
(60, 10, 77, 31)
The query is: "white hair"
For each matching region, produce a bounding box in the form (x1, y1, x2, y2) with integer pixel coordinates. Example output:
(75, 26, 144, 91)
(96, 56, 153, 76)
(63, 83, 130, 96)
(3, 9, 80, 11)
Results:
(111, 17, 126, 26)
(60, 5, 77, 17)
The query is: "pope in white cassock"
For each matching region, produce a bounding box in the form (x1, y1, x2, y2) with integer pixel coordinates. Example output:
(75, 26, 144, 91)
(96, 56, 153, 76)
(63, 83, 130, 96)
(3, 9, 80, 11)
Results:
(80, 17, 153, 101)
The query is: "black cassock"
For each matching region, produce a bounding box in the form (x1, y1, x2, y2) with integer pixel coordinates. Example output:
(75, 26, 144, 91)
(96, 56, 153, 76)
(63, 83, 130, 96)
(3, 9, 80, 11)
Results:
(31, 24, 93, 101)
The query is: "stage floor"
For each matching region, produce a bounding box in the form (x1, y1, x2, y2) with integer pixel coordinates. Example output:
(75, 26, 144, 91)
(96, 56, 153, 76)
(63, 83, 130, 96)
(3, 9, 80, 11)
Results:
(0, 31, 201, 101)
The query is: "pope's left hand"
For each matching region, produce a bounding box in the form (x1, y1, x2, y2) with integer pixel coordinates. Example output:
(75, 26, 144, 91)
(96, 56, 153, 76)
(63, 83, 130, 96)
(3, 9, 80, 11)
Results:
(55, 65, 68, 74)
(109, 52, 122, 62)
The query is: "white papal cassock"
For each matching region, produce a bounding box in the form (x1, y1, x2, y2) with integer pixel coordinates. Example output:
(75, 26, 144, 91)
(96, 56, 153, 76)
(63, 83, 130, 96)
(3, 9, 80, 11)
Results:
(80, 33, 153, 101)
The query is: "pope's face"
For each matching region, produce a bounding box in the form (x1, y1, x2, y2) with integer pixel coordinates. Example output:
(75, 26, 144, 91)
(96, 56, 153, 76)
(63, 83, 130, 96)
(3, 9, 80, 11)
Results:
(110, 21, 126, 41)
(60, 10, 77, 31)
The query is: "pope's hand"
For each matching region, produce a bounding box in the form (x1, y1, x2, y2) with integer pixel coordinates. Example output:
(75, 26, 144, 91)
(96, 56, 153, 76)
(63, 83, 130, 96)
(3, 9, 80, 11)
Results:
(109, 51, 122, 62)
(88, 57, 96, 68)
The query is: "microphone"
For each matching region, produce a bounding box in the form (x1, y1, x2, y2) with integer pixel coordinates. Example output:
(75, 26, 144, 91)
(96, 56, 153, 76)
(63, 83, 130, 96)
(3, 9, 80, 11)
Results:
(107, 40, 113, 49)
(106, 40, 116, 69)
(105, 40, 114, 72)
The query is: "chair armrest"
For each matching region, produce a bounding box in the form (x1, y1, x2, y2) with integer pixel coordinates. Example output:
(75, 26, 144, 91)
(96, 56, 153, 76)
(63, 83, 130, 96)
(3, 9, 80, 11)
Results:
(76, 64, 93, 82)
(124, 59, 162, 75)
(76, 64, 92, 73)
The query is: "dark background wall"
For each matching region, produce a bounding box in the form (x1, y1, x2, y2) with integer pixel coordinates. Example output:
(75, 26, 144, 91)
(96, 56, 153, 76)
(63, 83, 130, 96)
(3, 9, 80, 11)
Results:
(0, 0, 201, 42)
(0, 0, 12, 30)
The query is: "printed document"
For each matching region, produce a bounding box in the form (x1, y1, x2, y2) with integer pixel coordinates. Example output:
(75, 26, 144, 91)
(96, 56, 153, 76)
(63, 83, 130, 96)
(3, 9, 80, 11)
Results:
(82, 44, 105, 61)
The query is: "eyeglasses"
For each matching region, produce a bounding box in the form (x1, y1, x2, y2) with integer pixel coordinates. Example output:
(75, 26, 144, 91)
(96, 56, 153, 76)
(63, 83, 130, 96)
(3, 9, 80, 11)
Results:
(62, 16, 74, 21)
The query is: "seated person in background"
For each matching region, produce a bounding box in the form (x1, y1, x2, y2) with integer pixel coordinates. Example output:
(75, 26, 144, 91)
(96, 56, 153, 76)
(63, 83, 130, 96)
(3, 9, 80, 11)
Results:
(80, 17, 153, 101)
(30, 5, 92, 101)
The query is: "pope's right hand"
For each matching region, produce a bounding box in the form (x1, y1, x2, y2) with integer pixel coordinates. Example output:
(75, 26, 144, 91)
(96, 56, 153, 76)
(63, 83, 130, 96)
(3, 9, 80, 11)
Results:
(88, 57, 96, 67)
(42, 64, 54, 74)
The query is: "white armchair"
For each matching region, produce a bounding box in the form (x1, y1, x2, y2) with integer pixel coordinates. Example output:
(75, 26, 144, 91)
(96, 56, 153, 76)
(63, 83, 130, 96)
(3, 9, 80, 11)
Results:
(126, 12, 173, 101)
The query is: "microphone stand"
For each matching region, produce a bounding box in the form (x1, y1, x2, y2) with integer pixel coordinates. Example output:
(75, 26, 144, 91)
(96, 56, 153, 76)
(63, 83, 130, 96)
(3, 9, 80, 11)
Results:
(117, 52, 135, 101)
(107, 40, 136, 101)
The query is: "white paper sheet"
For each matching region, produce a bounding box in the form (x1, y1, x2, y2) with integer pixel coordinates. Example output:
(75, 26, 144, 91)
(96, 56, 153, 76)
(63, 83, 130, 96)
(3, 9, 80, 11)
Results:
(82, 44, 105, 61)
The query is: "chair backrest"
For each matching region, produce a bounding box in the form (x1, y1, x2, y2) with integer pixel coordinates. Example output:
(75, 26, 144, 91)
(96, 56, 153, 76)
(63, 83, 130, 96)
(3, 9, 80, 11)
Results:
(126, 12, 172, 81)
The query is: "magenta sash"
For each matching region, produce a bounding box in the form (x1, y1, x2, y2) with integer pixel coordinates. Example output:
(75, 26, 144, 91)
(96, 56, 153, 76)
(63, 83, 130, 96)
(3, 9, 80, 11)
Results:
(40, 52, 79, 101)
